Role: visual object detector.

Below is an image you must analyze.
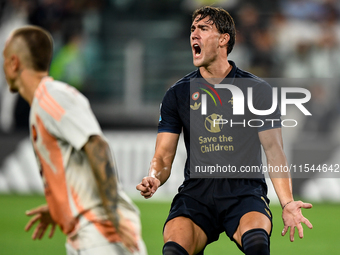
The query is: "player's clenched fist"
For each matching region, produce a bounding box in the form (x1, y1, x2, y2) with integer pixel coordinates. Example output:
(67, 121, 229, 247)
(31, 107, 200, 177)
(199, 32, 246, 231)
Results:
(136, 177, 161, 199)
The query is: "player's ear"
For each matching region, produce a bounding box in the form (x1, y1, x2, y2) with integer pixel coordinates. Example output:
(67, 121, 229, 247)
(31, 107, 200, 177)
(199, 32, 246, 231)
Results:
(219, 33, 230, 47)
(9, 54, 21, 72)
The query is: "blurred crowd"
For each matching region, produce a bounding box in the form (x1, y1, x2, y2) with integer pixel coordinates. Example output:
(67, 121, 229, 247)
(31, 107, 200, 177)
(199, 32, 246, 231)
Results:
(0, 0, 103, 132)
(0, 0, 340, 136)
(230, 0, 340, 79)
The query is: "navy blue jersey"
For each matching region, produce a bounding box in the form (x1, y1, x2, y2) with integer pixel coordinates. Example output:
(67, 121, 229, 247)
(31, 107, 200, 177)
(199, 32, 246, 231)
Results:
(158, 61, 281, 185)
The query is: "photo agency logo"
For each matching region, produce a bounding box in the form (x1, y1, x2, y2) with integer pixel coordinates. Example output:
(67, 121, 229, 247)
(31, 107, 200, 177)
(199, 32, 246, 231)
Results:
(188, 78, 340, 179)
(196, 84, 312, 130)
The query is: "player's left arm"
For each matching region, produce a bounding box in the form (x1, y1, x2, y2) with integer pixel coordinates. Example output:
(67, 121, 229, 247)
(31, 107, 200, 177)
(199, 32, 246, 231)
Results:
(259, 128, 313, 242)
(83, 135, 138, 252)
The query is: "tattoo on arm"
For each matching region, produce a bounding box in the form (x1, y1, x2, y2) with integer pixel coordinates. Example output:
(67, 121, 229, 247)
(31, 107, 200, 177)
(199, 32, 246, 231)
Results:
(84, 136, 120, 230)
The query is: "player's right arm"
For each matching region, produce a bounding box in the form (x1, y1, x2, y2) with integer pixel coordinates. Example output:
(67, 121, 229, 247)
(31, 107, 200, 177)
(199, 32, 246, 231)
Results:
(136, 132, 179, 199)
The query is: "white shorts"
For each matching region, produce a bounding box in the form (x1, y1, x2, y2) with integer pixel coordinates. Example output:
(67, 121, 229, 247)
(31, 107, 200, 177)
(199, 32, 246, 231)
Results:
(65, 239, 147, 255)
(65, 202, 147, 255)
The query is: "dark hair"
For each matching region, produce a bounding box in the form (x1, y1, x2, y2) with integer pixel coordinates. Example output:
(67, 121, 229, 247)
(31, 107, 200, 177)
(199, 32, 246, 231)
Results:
(12, 26, 53, 72)
(192, 6, 236, 55)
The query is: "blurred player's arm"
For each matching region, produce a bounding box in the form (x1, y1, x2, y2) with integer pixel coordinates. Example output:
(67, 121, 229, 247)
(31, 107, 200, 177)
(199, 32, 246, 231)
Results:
(83, 135, 138, 252)
(136, 132, 179, 198)
(25, 204, 56, 240)
(259, 128, 313, 242)
(83, 135, 119, 228)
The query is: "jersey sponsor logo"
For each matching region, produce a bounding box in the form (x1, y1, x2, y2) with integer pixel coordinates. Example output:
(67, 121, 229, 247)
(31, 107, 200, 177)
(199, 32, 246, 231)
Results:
(205, 113, 224, 133)
(190, 102, 201, 110)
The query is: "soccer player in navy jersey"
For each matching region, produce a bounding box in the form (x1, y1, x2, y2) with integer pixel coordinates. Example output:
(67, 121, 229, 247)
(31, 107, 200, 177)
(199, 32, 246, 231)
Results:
(137, 6, 313, 255)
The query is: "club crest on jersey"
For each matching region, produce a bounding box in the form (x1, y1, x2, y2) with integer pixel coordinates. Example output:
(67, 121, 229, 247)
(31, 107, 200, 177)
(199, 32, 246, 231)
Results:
(190, 102, 201, 110)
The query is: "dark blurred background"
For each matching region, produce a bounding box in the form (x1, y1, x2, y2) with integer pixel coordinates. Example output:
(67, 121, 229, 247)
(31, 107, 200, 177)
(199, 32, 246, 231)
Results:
(2, 0, 340, 130)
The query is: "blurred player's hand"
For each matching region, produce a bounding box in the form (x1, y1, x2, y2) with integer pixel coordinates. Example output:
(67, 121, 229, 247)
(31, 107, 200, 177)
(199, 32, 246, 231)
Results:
(136, 176, 161, 199)
(117, 210, 139, 252)
(281, 200, 313, 242)
(25, 204, 56, 240)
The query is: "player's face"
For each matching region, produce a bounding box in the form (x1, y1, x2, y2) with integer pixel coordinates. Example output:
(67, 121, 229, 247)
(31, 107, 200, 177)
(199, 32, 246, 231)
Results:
(190, 16, 222, 67)
(2, 42, 19, 93)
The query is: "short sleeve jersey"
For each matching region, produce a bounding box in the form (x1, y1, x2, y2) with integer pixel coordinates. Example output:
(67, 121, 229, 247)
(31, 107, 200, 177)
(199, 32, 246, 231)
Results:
(29, 77, 138, 244)
(158, 61, 281, 183)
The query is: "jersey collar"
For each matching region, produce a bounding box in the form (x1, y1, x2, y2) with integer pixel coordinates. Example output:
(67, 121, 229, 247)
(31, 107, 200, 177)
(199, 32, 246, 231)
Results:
(197, 60, 237, 82)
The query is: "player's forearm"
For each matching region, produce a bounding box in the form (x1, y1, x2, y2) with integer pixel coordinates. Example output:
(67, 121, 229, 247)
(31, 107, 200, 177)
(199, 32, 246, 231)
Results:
(149, 157, 172, 185)
(270, 174, 293, 207)
(259, 128, 294, 207)
(267, 149, 294, 207)
(148, 133, 179, 186)
(84, 136, 120, 229)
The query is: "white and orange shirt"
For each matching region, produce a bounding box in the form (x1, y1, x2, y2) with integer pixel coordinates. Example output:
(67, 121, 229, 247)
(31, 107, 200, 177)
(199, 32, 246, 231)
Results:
(29, 77, 140, 249)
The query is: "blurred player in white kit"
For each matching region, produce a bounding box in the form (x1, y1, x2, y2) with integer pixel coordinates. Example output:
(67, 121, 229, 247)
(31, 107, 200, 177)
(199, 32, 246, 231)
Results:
(2, 25, 147, 255)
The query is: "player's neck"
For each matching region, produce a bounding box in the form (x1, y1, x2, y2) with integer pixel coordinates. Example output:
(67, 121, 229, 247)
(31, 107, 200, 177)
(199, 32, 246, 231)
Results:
(19, 69, 49, 106)
(199, 59, 231, 84)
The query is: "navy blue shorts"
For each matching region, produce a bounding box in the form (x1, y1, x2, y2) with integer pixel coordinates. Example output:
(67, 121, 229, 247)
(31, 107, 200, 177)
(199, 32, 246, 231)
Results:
(164, 178, 272, 245)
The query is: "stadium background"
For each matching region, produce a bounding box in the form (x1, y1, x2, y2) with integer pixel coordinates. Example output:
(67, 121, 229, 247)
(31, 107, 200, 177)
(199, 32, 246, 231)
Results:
(0, 0, 339, 254)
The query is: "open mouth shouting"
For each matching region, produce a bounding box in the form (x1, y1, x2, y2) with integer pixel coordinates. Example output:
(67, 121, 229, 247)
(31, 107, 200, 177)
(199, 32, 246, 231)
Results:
(193, 43, 201, 57)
